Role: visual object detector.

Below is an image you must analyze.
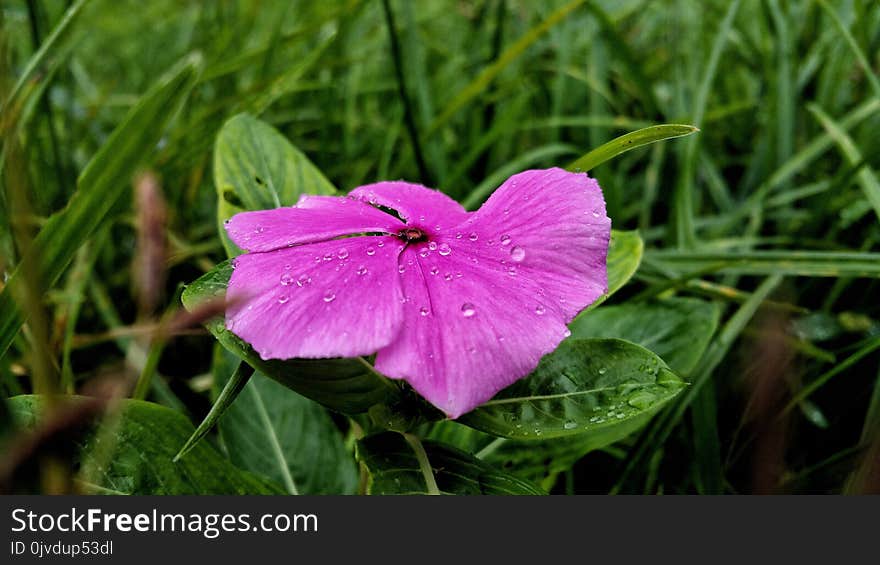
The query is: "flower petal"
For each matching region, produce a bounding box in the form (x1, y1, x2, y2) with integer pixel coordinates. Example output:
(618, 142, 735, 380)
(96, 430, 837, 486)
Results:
(373, 168, 610, 418)
(226, 236, 405, 359)
(461, 167, 610, 319)
(225, 195, 404, 253)
(348, 181, 468, 230)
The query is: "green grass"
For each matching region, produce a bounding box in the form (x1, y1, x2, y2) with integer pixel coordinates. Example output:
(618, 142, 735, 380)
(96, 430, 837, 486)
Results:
(1, 0, 879, 494)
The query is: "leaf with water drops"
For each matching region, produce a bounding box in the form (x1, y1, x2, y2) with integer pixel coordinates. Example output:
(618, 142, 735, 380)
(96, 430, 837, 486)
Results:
(570, 297, 721, 376)
(181, 260, 403, 415)
(356, 432, 544, 495)
(459, 338, 685, 439)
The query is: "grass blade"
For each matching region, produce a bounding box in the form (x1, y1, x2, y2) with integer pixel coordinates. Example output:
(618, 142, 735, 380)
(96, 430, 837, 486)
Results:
(565, 124, 698, 173)
(0, 53, 203, 359)
(428, 0, 586, 133)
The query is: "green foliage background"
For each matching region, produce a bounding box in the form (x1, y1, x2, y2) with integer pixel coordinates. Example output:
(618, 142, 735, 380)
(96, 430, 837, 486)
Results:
(1, 0, 878, 494)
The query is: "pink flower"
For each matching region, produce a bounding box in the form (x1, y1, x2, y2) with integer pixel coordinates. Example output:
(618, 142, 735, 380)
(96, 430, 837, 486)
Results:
(224, 168, 610, 418)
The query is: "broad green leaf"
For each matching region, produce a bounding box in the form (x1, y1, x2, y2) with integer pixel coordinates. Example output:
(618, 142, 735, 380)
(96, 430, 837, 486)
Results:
(460, 338, 685, 439)
(214, 113, 336, 255)
(479, 414, 656, 491)
(584, 229, 643, 311)
(213, 347, 359, 495)
(356, 432, 544, 495)
(570, 297, 721, 376)
(565, 124, 698, 173)
(0, 53, 203, 359)
(9, 395, 283, 495)
(180, 260, 403, 415)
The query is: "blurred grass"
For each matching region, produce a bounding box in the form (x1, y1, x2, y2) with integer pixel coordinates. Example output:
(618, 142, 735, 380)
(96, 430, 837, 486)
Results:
(1, 0, 879, 494)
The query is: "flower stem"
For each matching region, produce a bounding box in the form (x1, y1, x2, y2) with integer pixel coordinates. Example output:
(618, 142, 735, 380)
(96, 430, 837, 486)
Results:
(402, 432, 440, 495)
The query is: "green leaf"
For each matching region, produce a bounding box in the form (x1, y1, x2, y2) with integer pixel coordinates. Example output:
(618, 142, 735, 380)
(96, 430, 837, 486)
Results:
(0, 53, 203, 359)
(585, 229, 643, 310)
(565, 124, 698, 173)
(569, 297, 721, 376)
(214, 113, 336, 255)
(356, 432, 544, 495)
(173, 358, 253, 462)
(180, 260, 403, 415)
(646, 250, 880, 278)
(212, 347, 359, 495)
(9, 395, 283, 495)
(460, 338, 686, 440)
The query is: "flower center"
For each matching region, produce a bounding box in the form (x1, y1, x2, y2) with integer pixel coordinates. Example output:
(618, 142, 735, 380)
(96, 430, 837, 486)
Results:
(398, 227, 428, 243)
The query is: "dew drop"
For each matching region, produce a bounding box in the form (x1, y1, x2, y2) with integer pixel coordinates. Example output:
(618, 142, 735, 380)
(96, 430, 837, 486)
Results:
(563, 421, 577, 430)
(280, 273, 294, 286)
(510, 246, 526, 262)
(428, 241, 438, 251)
(461, 303, 476, 317)
(468, 232, 478, 241)
(366, 246, 376, 256)
(430, 266, 440, 275)
(455, 232, 463, 239)
(616, 413, 626, 419)
(443, 273, 453, 281)
(419, 248, 430, 258)
(535, 304, 545, 315)
(591, 210, 601, 218)
(377, 241, 385, 248)
(337, 248, 349, 260)
(563, 329, 572, 338)
(277, 295, 289, 304)
(296, 274, 311, 287)
(323, 291, 336, 303)
(500, 234, 512, 246)
(356, 265, 368, 276)
(507, 266, 517, 276)
(438, 243, 452, 256)
(322, 252, 334, 262)
(598, 367, 607, 375)
(398, 265, 406, 274)
(419, 306, 430, 317)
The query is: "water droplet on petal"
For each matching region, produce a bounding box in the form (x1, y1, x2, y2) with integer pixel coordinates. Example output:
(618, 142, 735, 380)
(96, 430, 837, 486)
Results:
(507, 266, 517, 276)
(277, 295, 289, 304)
(419, 306, 430, 316)
(592, 210, 601, 218)
(443, 273, 453, 281)
(419, 248, 430, 258)
(535, 304, 545, 315)
(455, 232, 463, 239)
(468, 232, 478, 241)
(366, 247, 376, 256)
(337, 248, 349, 259)
(428, 241, 438, 251)
(500, 234, 512, 246)
(323, 291, 336, 303)
(461, 303, 476, 317)
(356, 265, 368, 276)
(510, 246, 526, 262)
(438, 243, 451, 256)
(377, 241, 385, 248)
(296, 274, 311, 287)
(563, 329, 572, 338)
(430, 266, 439, 275)
(280, 273, 294, 286)
(398, 265, 406, 274)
